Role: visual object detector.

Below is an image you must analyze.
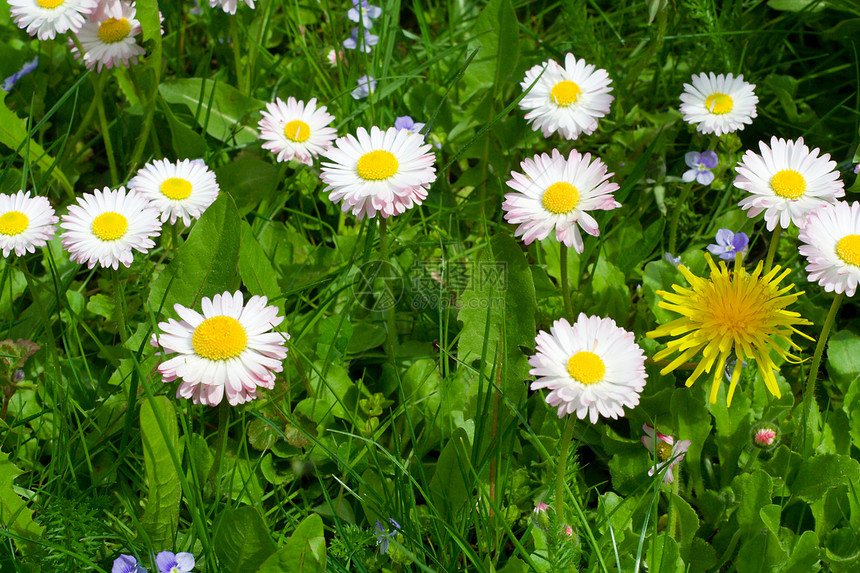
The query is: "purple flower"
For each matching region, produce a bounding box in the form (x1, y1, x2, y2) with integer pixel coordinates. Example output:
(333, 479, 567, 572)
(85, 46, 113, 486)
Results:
(155, 551, 195, 573)
(707, 228, 749, 261)
(343, 27, 378, 53)
(394, 115, 425, 134)
(113, 555, 148, 573)
(854, 163, 860, 175)
(2, 57, 38, 92)
(664, 252, 681, 267)
(723, 355, 748, 382)
(682, 150, 718, 186)
(374, 518, 400, 555)
(347, 0, 382, 29)
(351, 75, 376, 100)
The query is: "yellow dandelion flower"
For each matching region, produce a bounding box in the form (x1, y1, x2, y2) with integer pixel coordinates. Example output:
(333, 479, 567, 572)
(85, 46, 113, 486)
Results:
(647, 253, 812, 406)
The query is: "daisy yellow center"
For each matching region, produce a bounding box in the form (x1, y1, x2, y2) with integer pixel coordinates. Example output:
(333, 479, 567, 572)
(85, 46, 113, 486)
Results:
(705, 93, 733, 115)
(37, 0, 64, 7)
(192, 316, 248, 360)
(356, 150, 399, 181)
(0, 212, 29, 236)
(656, 441, 672, 463)
(770, 169, 806, 199)
(284, 120, 311, 143)
(542, 182, 579, 214)
(836, 234, 860, 267)
(648, 255, 812, 406)
(566, 351, 605, 385)
(551, 81, 582, 107)
(98, 18, 132, 44)
(91, 212, 128, 241)
(160, 177, 193, 200)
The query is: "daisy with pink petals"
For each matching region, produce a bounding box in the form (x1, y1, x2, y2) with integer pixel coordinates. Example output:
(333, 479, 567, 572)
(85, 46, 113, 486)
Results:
(70, 0, 146, 72)
(151, 291, 289, 407)
(0, 191, 58, 257)
(258, 97, 337, 166)
(319, 126, 436, 220)
(641, 424, 690, 485)
(9, 0, 99, 41)
(528, 314, 647, 423)
(798, 201, 860, 297)
(502, 149, 620, 253)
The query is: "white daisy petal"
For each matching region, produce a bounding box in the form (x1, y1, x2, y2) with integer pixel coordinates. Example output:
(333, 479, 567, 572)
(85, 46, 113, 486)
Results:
(798, 201, 860, 297)
(258, 97, 337, 166)
(519, 53, 614, 140)
(735, 136, 844, 230)
(9, 0, 98, 41)
(129, 158, 220, 226)
(320, 126, 436, 220)
(151, 290, 289, 407)
(502, 149, 620, 252)
(59, 186, 161, 270)
(679, 72, 758, 136)
(68, 0, 149, 72)
(0, 191, 58, 257)
(528, 314, 647, 422)
(209, 0, 255, 14)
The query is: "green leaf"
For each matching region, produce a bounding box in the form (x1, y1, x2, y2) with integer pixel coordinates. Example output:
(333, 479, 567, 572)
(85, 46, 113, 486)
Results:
(0, 93, 72, 195)
(256, 514, 326, 573)
(731, 469, 773, 535)
(670, 388, 712, 494)
(827, 330, 860, 393)
(159, 79, 263, 144)
(214, 506, 276, 572)
(782, 530, 821, 573)
(239, 221, 283, 312)
(429, 428, 471, 522)
(642, 260, 683, 324)
(736, 530, 787, 573)
(159, 97, 207, 159)
(214, 156, 280, 216)
(140, 397, 181, 549)
(792, 454, 860, 503)
(148, 194, 241, 313)
(463, 0, 520, 99)
(669, 492, 699, 554)
(767, 0, 827, 12)
(136, 0, 162, 42)
(0, 450, 44, 554)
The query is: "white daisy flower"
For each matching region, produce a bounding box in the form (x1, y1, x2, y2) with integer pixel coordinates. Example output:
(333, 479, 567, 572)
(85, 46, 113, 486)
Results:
(735, 136, 844, 231)
(209, 0, 255, 14)
(519, 53, 614, 140)
(641, 425, 690, 485)
(129, 158, 220, 226)
(502, 148, 620, 253)
(8, 0, 99, 41)
(150, 291, 288, 407)
(257, 97, 337, 166)
(60, 186, 162, 270)
(798, 201, 860, 297)
(679, 72, 758, 136)
(0, 191, 58, 257)
(69, 0, 146, 72)
(320, 126, 436, 220)
(529, 314, 647, 424)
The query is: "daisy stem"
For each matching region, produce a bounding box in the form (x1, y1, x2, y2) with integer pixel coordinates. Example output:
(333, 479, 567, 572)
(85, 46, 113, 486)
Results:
(208, 402, 231, 486)
(560, 244, 574, 319)
(379, 217, 397, 361)
(94, 74, 119, 187)
(668, 183, 693, 256)
(554, 415, 576, 526)
(802, 292, 844, 457)
(763, 226, 782, 274)
(667, 472, 680, 538)
(112, 269, 127, 341)
(229, 16, 245, 94)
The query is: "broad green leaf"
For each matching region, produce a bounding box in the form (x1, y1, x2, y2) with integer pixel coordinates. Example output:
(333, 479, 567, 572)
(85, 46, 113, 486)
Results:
(159, 79, 263, 144)
(736, 530, 787, 573)
(148, 194, 241, 314)
(214, 156, 279, 216)
(642, 260, 683, 324)
(0, 94, 72, 194)
(256, 514, 326, 573)
(669, 492, 699, 554)
(767, 0, 827, 11)
(239, 221, 283, 312)
(708, 389, 753, 487)
(792, 454, 860, 503)
(429, 428, 471, 522)
(140, 397, 181, 549)
(591, 258, 629, 324)
(647, 535, 684, 573)
(214, 506, 276, 572)
(782, 530, 821, 573)
(731, 470, 772, 535)
(827, 330, 860, 393)
(136, 0, 162, 42)
(463, 0, 519, 99)
(0, 450, 44, 554)
(671, 388, 712, 494)
(159, 97, 207, 159)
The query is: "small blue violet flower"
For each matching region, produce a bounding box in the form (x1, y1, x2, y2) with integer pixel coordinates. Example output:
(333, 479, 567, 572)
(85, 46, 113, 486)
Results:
(343, 27, 378, 53)
(351, 75, 376, 100)
(348, 0, 382, 29)
(682, 150, 718, 186)
(724, 356, 748, 383)
(375, 518, 400, 555)
(394, 115, 425, 134)
(707, 229, 749, 261)
(112, 555, 148, 573)
(664, 252, 681, 267)
(155, 551, 195, 573)
(2, 57, 39, 93)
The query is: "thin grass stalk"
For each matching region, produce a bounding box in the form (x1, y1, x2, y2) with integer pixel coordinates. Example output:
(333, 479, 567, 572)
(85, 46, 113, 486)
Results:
(802, 292, 843, 457)
(763, 226, 782, 274)
(560, 243, 574, 319)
